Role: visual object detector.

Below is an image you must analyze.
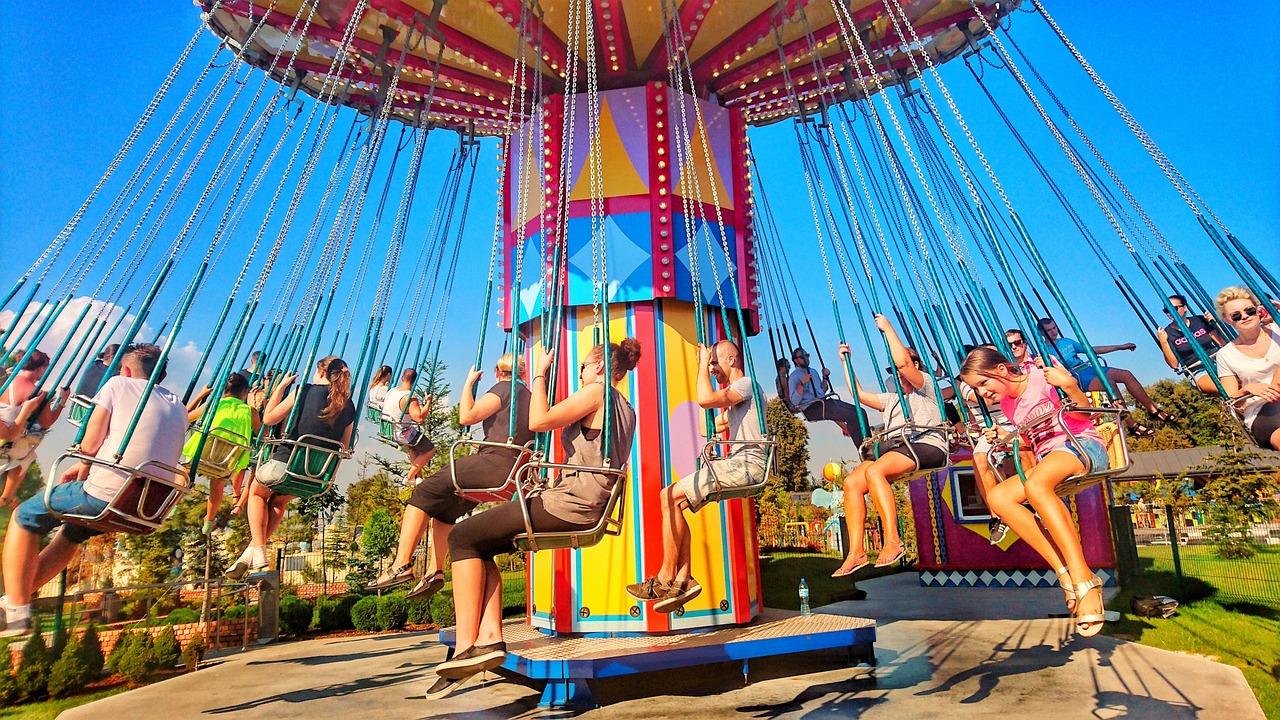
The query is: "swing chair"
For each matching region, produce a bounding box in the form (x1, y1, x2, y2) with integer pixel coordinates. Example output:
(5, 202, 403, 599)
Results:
(258, 434, 351, 498)
(989, 403, 1132, 498)
(511, 458, 628, 553)
(66, 395, 95, 427)
(699, 438, 779, 503)
(861, 422, 955, 481)
(181, 425, 251, 481)
(449, 436, 539, 503)
(364, 401, 382, 423)
(44, 451, 191, 536)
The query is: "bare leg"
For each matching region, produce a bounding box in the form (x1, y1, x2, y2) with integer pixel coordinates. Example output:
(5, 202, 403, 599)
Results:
(405, 449, 435, 486)
(833, 465, 870, 573)
(475, 560, 504, 645)
(428, 520, 453, 576)
(1096, 368, 1157, 413)
(452, 558, 485, 650)
(2, 517, 42, 605)
(1194, 374, 1219, 395)
(865, 452, 917, 555)
(392, 505, 429, 569)
(265, 495, 292, 538)
(987, 481, 1066, 572)
(246, 482, 272, 547)
(1269, 426, 1280, 452)
(31, 532, 82, 590)
(658, 483, 692, 582)
(972, 452, 998, 506)
(1024, 452, 1098, 623)
(205, 479, 225, 525)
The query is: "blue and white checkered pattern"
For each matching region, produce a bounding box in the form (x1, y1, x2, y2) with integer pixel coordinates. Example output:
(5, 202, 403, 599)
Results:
(918, 568, 1116, 588)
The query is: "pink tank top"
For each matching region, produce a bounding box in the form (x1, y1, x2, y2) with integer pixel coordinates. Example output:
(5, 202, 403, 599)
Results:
(1000, 366, 1102, 458)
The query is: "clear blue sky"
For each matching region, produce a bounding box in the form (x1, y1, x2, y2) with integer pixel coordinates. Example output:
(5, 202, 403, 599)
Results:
(1, 2, 1277, 478)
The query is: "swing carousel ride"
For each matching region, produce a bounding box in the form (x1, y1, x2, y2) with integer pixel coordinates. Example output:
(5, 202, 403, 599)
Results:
(3, 0, 1276, 708)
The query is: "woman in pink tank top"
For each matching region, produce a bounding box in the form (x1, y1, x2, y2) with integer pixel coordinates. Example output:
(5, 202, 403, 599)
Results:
(960, 346, 1110, 638)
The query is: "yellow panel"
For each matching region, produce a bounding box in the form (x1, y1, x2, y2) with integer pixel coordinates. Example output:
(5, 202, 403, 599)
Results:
(718, 1, 838, 79)
(621, 0, 667, 67)
(687, 0, 776, 63)
(569, 97, 650, 201)
(672, 118, 733, 210)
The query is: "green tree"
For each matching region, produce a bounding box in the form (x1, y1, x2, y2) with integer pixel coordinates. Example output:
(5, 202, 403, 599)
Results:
(1130, 379, 1241, 451)
(361, 509, 398, 576)
(345, 472, 404, 528)
(1196, 445, 1280, 559)
(0, 462, 43, 545)
(766, 398, 810, 492)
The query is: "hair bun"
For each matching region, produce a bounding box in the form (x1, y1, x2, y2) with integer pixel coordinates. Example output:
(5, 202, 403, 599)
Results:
(618, 337, 642, 372)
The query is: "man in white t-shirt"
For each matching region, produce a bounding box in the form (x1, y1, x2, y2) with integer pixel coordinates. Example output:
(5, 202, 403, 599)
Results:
(1, 344, 188, 636)
(627, 339, 767, 613)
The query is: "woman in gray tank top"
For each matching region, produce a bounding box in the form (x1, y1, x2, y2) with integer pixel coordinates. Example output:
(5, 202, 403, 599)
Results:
(429, 338, 641, 697)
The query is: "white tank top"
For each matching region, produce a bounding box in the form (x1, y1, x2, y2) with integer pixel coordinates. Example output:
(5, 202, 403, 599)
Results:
(382, 387, 411, 421)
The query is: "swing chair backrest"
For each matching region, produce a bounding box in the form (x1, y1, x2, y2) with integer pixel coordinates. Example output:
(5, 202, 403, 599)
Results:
(699, 438, 778, 503)
(449, 436, 540, 503)
(364, 402, 382, 422)
(66, 395, 95, 428)
(259, 434, 349, 498)
(45, 451, 191, 535)
(1222, 392, 1267, 449)
(511, 459, 628, 553)
(182, 425, 250, 481)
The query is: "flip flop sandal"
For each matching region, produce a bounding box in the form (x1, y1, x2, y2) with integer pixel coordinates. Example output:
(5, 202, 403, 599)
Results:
(832, 553, 870, 578)
(874, 546, 906, 568)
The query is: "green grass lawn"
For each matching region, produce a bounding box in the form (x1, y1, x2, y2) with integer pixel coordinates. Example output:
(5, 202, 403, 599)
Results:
(1109, 556, 1280, 719)
(1137, 544, 1280, 608)
(0, 686, 128, 720)
(759, 550, 903, 611)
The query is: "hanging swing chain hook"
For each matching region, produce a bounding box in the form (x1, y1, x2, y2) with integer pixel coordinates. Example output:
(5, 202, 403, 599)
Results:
(957, 15, 1004, 72)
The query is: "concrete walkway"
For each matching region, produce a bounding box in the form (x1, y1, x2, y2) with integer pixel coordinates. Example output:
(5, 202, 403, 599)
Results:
(64, 573, 1264, 719)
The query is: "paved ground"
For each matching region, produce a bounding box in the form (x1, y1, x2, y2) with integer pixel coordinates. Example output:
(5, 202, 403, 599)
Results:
(64, 573, 1265, 719)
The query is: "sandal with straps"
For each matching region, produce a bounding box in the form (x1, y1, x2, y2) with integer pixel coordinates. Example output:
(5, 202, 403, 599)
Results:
(1072, 575, 1106, 637)
(1054, 567, 1076, 614)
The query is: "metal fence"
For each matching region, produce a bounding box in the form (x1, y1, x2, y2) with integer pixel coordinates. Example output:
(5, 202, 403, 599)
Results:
(1117, 500, 1280, 608)
(757, 515, 918, 561)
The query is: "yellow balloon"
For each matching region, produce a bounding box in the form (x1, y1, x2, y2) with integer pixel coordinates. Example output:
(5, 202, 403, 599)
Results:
(822, 462, 845, 483)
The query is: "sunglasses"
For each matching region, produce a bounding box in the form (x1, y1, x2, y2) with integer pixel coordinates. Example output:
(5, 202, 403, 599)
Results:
(1008, 339, 1025, 347)
(1229, 306, 1260, 322)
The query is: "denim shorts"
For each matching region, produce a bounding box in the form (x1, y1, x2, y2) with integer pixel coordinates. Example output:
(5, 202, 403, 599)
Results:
(1073, 367, 1101, 392)
(1048, 437, 1111, 475)
(15, 482, 109, 544)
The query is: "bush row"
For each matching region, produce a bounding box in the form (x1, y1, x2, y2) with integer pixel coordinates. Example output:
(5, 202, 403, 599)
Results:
(0, 623, 206, 705)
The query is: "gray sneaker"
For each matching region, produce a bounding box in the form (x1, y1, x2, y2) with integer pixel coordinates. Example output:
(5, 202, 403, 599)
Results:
(989, 519, 1009, 545)
(0, 615, 31, 638)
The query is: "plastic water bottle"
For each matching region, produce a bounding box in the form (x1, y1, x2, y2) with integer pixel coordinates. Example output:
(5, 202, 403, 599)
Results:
(799, 578, 811, 617)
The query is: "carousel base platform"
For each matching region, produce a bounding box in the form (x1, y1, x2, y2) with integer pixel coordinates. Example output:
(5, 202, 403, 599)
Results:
(439, 608, 877, 708)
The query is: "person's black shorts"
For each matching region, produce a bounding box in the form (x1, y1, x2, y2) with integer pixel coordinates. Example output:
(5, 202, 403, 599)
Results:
(405, 435, 435, 456)
(879, 437, 948, 471)
(449, 496, 592, 562)
(406, 449, 520, 525)
(1248, 401, 1280, 449)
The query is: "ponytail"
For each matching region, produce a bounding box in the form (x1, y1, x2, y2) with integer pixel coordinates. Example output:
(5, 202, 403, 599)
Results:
(318, 356, 351, 426)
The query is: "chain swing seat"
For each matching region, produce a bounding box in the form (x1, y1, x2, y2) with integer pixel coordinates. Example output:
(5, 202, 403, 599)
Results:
(257, 434, 350, 498)
(364, 401, 382, 423)
(449, 436, 539, 503)
(861, 423, 954, 482)
(699, 438, 778, 503)
(181, 425, 251, 481)
(44, 450, 191, 535)
(991, 404, 1132, 498)
(1222, 391, 1270, 449)
(511, 459, 628, 553)
(66, 395, 96, 427)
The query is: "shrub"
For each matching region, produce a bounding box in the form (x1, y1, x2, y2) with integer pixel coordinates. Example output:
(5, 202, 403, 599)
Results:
(406, 596, 432, 626)
(222, 604, 259, 620)
(105, 628, 135, 674)
(376, 593, 408, 631)
(280, 595, 314, 637)
(47, 634, 92, 698)
(181, 632, 205, 672)
(350, 596, 379, 631)
(430, 590, 455, 629)
(116, 632, 157, 684)
(153, 626, 181, 669)
(164, 608, 201, 626)
(312, 595, 359, 632)
(14, 632, 53, 702)
(81, 624, 105, 678)
(0, 642, 16, 705)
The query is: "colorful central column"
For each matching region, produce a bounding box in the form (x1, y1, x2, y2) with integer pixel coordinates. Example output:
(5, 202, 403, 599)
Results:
(502, 82, 763, 634)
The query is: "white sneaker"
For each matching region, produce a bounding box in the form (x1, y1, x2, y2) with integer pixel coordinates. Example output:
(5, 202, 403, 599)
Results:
(247, 545, 269, 571)
(0, 596, 31, 637)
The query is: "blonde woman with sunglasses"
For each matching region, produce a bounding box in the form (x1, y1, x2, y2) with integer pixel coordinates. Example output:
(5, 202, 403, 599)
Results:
(1214, 286, 1280, 450)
